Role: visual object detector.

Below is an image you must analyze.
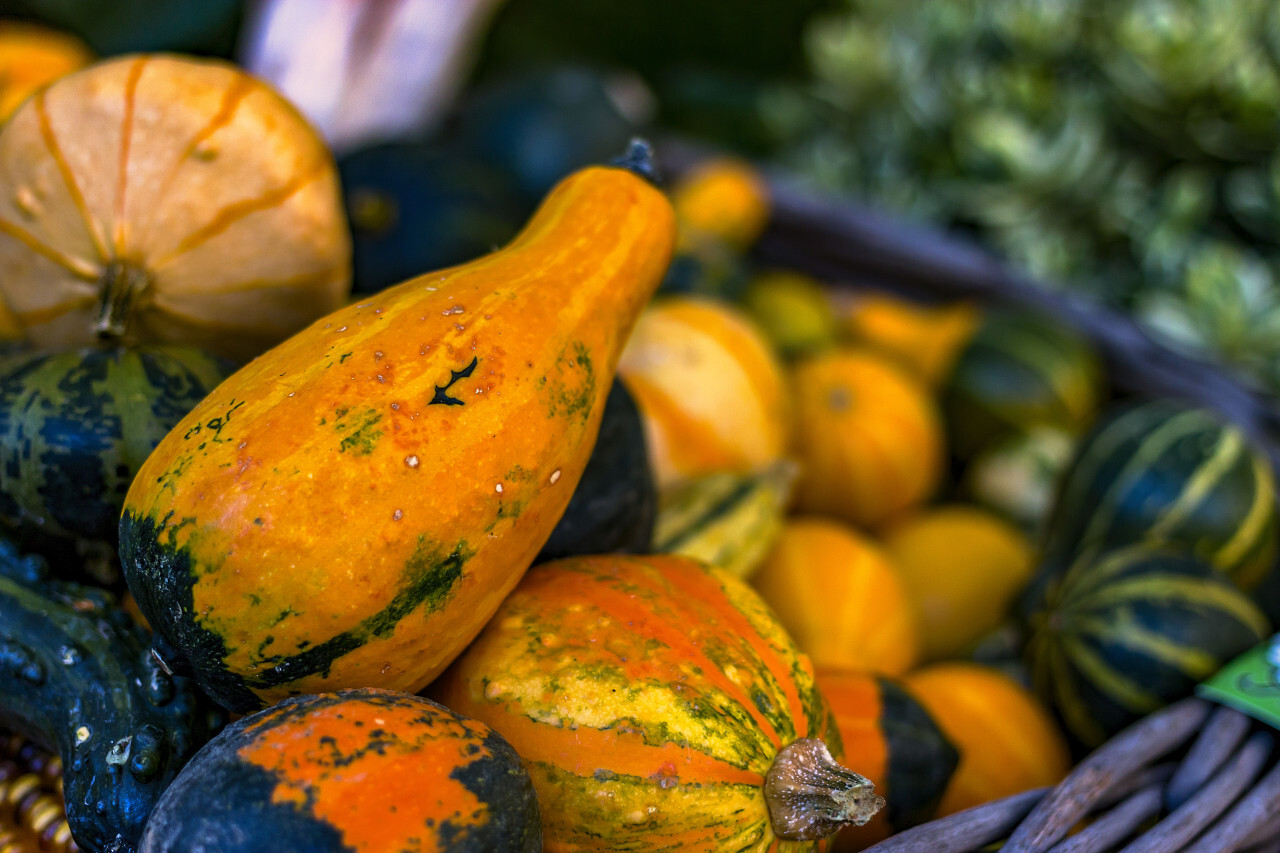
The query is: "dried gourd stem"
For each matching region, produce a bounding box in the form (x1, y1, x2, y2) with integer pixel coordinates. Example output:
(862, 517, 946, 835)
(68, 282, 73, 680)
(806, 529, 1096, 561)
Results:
(1002, 697, 1211, 853)
(1164, 705, 1253, 811)
(93, 260, 151, 341)
(1123, 730, 1273, 853)
(763, 737, 884, 840)
(1180, 758, 1280, 853)
(1044, 784, 1163, 853)
(862, 786, 1048, 852)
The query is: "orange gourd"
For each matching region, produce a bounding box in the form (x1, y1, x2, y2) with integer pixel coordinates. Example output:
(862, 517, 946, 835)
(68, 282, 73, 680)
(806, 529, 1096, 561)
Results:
(0, 22, 92, 121)
(671, 156, 770, 250)
(843, 294, 978, 386)
(905, 663, 1071, 816)
(0, 54, 351, 362)
(789, 348, 943, 528)
(121, 153, 676, 712)
(750, 517, 920, 675)
(618, 295, 791, 489)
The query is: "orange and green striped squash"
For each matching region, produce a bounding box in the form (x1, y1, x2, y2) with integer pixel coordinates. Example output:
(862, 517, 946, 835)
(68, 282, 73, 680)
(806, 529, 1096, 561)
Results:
(137, 688, 541, 852)
(750, 517, 921, 676)
(0, 54, 351, 363)
(120, 152, 676, 712)
(618, 295, 791, 490)
(0, 22, 92, 122)
(789, 348, 943, 529)
(814, 668, 958, 851)
(431, 553, 885, 852)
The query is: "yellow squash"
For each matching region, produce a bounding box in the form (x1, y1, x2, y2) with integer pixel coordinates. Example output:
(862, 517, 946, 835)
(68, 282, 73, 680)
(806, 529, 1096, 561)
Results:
(120, 153, 676, 712)
(0, 54, 350, 362)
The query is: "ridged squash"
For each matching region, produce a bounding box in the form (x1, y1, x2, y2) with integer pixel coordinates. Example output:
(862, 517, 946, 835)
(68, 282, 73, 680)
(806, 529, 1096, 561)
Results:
(120, 152, 676, 712)
(432, 553, 885, 852)
(0, 54, 351, 362)
(138, 689, 541, 853)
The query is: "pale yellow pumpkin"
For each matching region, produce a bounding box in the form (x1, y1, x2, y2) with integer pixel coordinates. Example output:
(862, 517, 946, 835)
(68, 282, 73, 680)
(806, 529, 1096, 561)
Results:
(0, 54, 350, 362)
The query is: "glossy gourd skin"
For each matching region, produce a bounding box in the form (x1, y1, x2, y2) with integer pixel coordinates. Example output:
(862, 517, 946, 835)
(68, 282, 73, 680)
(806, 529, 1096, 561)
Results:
(536, 378, 656, 562)
(120, 159, 676, 712)
(0, 346, 231, 562)
(1036, 399, 1278, 593)
(139, 688, 541, 853)
(0, 540, 224, 853)
(1023, 545, 1269, 749)
(433, 553, 883, 852)
(0, 54, 351, 363)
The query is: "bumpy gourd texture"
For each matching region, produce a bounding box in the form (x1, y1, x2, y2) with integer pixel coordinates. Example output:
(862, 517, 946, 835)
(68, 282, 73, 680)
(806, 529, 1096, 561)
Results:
(121, 163, 675, 712)
(433, 553, 842, 853)
(0, 54, 350, 362)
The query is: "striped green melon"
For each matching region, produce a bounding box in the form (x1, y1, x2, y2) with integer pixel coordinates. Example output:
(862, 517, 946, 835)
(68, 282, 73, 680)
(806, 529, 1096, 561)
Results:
(0, 347, 231, 570)
(1039, 399, 1278, 592)
(942, 308, 1103, 462)
(652, 460, 797, 579)
(1023, 544, 1269, 749)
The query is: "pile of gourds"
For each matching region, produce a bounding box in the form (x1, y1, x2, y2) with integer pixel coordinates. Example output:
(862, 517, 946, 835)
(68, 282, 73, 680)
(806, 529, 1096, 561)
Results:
(0, 26, 1277, 853)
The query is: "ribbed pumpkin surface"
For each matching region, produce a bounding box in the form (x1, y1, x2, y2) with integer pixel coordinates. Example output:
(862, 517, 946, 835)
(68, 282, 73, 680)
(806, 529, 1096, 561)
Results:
(1040, 399, 1278, 590)
(138, 689, 540, 853)
(432, 553, 846, 852)
(0, 54, 350, 362)
(1024, 546, 1269, 748)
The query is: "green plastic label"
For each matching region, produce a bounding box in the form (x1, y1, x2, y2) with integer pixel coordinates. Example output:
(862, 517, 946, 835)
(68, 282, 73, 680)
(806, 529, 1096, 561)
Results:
(1196, 633, 1280, 730)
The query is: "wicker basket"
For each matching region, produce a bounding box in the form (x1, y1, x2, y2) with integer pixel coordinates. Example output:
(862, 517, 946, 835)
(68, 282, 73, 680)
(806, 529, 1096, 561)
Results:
(746, 162, 1280, 852)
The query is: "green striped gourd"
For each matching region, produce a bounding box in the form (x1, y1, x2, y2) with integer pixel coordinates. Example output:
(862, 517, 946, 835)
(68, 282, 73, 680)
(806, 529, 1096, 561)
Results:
(1038, 399, 1278, 592)
(652, 460, 797, 579)
(942, 308, 1103, 462)
(1023, 544, 1269, 748)
(0, 347, 231, 572)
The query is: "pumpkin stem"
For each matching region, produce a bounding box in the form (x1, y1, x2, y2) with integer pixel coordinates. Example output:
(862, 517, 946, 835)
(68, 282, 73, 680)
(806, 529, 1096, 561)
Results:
(94, 262, 151, 341)
(763, 737, 884, 841)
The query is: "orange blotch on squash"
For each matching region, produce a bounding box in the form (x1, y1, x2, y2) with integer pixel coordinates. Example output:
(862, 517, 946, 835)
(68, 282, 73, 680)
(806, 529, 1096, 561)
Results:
(881, 505, 1034, 661)
(789, 348, 944, 529)
(751, 517, 920, 675)
(905, 662, 1070, 816)
(618, 295, 790, 490)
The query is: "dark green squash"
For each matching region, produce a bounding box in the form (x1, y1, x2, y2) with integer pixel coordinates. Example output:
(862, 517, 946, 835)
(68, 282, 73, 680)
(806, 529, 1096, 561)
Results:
(0, 346, 232, 582)
(0, 538, 224, 853)
(138, 688, 541, 853)
(942, 308, 1103, 463)
(339, 142, 524, 295)
(1036, 398, 1279, 593)
(536, 378, 656, 562)
(1023, 544, 1268, 750)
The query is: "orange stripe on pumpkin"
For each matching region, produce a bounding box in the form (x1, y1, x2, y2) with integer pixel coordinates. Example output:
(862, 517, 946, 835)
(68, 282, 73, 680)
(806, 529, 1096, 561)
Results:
(113, 55, 147, 253)
(34, 90, 110, 262)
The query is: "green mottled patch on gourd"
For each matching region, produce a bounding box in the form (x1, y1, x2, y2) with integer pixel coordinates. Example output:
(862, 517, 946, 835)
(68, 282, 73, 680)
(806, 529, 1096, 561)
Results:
(542, 341, 596, 423)
(334, 407, 384, 455)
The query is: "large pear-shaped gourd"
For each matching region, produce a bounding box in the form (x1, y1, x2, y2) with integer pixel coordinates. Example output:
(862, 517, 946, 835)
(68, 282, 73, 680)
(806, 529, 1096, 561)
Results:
(0, 54, 350, 363)
(121, 154, 676, 712)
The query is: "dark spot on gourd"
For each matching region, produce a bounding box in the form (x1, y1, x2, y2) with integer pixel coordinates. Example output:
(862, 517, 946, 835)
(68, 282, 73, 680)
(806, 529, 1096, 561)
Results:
(430, 357, 480, 406)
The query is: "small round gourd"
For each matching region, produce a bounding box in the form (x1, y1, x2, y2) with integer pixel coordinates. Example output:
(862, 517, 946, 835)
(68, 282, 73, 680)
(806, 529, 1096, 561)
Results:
(0, 22, 92, 122)
(0, 54, 351, 363)
(618, 295, 791, 490)
(671, 156, 771, 250)
(905, 662, 1071, 816)
(843, 293, 978, 386)
(138, 688, 541, 853)
(751, 517, 920, 675)
(789, 348, 943, 528)
(881, 505, 1034, 661)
